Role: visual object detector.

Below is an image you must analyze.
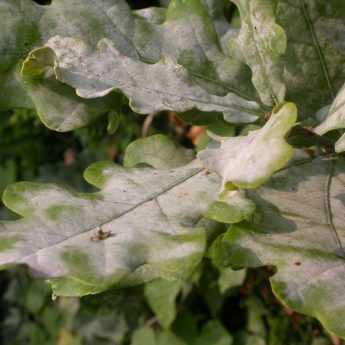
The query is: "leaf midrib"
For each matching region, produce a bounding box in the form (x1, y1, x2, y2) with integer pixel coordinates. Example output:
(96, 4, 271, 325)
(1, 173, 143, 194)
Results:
(64, 53, 262, 116)
(323, 160, 345, 258)
(17, 166, 205, 263)
(299, 0, 335, 98)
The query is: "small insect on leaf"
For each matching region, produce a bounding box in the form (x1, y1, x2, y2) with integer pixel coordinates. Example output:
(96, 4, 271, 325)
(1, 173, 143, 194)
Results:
(294, 261, 302, 266)
(264, 111, 272, 121)
(90, 227, 113, 242)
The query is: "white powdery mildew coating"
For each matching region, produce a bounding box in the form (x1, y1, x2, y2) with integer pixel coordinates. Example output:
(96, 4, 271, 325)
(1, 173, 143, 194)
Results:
(315, 83, 345, 152)
(47, 35, 260, 120)
(230, 0, 286, 105)
(0, 160, 220, 291)
(229, 157, 345, 335)
(198, 102, 297, 189)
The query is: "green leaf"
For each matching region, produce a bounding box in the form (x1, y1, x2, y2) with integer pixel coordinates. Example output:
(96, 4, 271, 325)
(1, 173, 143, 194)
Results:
(3, 0, 262, 129)
(0, 0, 123, 132)
(131, 327, 187, 345)
(218, 267, 246, 294)
(229, 0, 287, 106)
(0, 160, 17, 195)
(0, 69, 34, 110)
(315, 83, 345, 152)
(157, 332, 187, 345)
(198, 102, 297, 189)
(0, 0, 40, 110)
(207, 121, 236, 139)
(312, 339, 332, 345)
(131, 327, 156, 345)
(276, 0, 345, 118)
(212, 157, 345, 338)
(243, 335, 266, 345)
(205, 190, 256, 224)
(0, 0, 132, 131)
(4, 0, 345, 128)
(20, 46, 119, 132)
(177, 111, 236, 136)
(70, 288, 147, 344)
(194, 320, 233, 345)
(245, 297, 267, 337)
(135, 317, 233, 345)
(13, 0, 262, 126)
(136, 0, 256, 101)
(124, 135, 194, 169)
(0, 0, 41, 73)
(107, 110, 121, 135)
(0, 150, 221, 296)
(144, 278, 182, 329)
(230, 0, 345, 117)
(173, 315, 233, 345)
(44, 35, 260, 122)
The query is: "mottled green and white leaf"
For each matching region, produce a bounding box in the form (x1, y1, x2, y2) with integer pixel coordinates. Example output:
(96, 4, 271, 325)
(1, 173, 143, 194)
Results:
(315, 83, 345, 152)
(276, 0, 345, 117)
(205, 190, 255, 224)
(1, 0, 262, 128)
(0, 145, 221, 296)
(124, 135, 194, 169)
(20, 47, 118, 132)
(0, 0, 124, 131)
(44, 35, 260, 122)
(198, 102, 297, 189)
(229, 0, 287, 105)
(212, 157, 345, 338)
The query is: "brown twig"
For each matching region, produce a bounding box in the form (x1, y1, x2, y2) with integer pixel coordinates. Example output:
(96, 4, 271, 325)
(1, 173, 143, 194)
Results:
(142, 113, 156, 137)
(330, 335, 343, 345)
